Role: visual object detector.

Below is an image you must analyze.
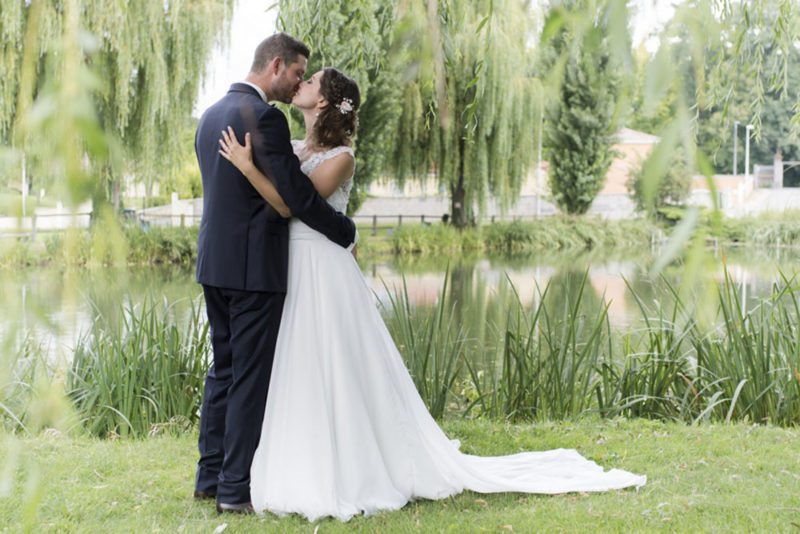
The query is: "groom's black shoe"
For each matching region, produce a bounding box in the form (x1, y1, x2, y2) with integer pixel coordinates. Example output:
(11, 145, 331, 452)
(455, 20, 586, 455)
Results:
(193, 490, 216, 500)
(216, 501, 254, 515)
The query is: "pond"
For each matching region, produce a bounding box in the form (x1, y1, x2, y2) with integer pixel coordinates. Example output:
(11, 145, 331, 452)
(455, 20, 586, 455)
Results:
(2, 245, 799, 360)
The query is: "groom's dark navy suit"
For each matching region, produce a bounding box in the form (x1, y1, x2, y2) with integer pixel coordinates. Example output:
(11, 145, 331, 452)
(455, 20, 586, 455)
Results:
(194, 83, 356, 505)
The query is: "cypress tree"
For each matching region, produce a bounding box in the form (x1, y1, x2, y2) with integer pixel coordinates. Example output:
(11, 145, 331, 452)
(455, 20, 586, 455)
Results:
(542, 0, 624, 216)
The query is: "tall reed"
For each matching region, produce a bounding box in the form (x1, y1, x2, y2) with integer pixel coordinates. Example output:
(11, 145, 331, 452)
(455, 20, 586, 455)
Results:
(381, 275, 467, 419)
(385, 269, 800, 426)
(68, 295, 210, 437)
(595, 278, 698, 421)
(692, 271, 800, 425)
(464, 272, 610, 420)
(1, 336, 53, 433)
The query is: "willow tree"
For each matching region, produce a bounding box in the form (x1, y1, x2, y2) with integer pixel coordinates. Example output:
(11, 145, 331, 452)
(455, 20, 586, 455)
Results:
(0, 0, 232, 209)
(392, 0, 538, 227)
(704, 0, 800, 135)
(276, 0, 401, 215)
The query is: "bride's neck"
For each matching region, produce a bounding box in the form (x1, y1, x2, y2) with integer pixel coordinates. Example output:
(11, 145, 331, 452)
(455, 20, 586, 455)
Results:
(301, 108, 322, 152)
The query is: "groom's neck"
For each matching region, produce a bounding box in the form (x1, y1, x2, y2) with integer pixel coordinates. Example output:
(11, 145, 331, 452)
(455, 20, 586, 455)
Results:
(245, 72, 272, 101)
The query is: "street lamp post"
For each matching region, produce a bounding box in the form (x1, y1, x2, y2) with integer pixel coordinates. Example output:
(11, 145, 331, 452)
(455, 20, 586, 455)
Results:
(745, 124, 754, 187)
(536, 112, 542, 219)
(535, 89, 543, 219)
(733, 121, 739, 177)
(21, 153, 27, 218)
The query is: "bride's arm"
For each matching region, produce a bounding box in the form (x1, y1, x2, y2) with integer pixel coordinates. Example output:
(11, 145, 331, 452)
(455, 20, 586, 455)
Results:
(307, 153, 358, 260)
(218, 127, 291, 218)
(306, 152, 355, 199)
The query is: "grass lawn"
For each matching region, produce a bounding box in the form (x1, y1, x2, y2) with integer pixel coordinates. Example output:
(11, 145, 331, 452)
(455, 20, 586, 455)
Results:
(1, 418, 799, 533)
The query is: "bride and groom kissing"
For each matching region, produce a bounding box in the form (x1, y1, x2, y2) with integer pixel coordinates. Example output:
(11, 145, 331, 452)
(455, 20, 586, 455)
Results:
(193, 32, 645, 521)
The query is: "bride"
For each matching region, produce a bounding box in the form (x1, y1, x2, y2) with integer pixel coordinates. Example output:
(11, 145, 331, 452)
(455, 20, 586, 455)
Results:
(217, 67, 645, 522)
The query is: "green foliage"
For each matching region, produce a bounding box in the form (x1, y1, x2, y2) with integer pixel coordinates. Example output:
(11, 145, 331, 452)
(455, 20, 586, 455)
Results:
(694, 271, 800, 425)
(1, 225, 199, 267)
(0, 336, 68, 435)
(697, 2, 800, 173)
(392, 0, 538, 227)
(67, 295, 210, 438)
(458, 270, 800, 425)
(542, 0, 626, 215)
(392, 223, 482, 254)
(160, 117, 203, 200)
(277, 0, 401, 215)
(629, 1, 800, 174)
(706, 0, 800, 138)
(392, 218, 659, 255)
(477, 271, 608, 420)
(1, 0, 231, 207)
(628, 152, 692, 216)
(123, 226, 198, 265)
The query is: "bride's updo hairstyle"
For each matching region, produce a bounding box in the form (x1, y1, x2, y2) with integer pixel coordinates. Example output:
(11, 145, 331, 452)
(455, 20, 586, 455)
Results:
(313, 68, 361, 148)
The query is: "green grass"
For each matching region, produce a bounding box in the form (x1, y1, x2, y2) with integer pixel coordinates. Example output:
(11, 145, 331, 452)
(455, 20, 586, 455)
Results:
(1, 419, 798, 532)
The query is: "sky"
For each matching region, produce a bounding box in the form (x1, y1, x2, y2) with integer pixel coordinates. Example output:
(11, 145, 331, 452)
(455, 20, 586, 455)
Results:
(194, 0, 677, 116)
(194, 0, 278, 116)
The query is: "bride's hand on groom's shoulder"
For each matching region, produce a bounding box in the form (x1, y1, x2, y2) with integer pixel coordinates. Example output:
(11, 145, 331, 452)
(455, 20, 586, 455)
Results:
(219, 126, 254, 174)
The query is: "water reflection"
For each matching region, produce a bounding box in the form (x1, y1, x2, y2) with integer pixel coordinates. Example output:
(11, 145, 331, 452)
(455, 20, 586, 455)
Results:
(2, 247, 799, 357)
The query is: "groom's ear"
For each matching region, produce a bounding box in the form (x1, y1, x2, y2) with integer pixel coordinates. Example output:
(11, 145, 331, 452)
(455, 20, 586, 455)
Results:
(269, 56, 282, 75)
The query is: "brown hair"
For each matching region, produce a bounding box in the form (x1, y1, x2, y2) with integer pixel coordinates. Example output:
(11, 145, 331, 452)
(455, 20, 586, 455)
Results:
(312, 68, 361, 148)
(250, 33, 310, 73)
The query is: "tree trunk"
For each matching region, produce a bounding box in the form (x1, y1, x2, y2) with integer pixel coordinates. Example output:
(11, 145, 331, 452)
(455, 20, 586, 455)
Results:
(450, 177, 468, 228)
(146, 180, 153, 209)
(111, 177, 121, 213)
(450, 138, 469, 228)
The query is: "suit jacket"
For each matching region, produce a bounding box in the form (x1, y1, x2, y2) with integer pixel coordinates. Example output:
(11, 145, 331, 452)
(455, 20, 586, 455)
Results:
(195, 83, 356, 292)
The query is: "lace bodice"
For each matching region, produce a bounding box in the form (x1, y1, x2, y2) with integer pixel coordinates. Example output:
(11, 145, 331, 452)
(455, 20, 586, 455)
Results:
(292, 140, 354, 214)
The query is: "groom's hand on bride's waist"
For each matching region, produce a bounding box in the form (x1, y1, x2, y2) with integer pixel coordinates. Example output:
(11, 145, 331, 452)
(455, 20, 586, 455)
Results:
(347, 228, 359, 252)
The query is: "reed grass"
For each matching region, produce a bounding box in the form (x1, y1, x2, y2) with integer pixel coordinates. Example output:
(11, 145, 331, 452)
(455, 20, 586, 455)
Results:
(692, 271, 800, 426)
(5, 266, 800, 438)
(0, 336, 52, 434)
(67, 295, 210, 437)
(461, 273, 610, 420)
(594, 278, 698, 421)
(380, 274, 467, 419)
(387, 269, 800, 426)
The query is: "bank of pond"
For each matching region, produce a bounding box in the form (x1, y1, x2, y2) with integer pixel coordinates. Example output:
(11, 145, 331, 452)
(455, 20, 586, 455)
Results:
(2, 210, 800, 266)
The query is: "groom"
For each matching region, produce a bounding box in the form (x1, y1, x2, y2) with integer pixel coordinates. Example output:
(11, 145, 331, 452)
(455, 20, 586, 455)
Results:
(193, 33, 357, 513)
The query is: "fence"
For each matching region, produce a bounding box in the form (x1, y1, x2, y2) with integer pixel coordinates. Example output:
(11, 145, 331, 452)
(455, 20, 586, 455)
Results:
(0, 212, 92, 238)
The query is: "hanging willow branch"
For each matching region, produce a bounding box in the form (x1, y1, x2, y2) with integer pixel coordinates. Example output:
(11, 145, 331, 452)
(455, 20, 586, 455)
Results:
(1, 0, 232, 204)
(277, 0, 401, 214)
(393, 0, 539, 227)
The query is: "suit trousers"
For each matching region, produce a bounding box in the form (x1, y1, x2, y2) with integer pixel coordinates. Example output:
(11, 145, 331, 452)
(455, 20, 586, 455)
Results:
(195, 285, 286, 504)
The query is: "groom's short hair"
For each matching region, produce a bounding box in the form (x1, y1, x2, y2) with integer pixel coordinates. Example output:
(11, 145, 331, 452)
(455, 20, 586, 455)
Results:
(251, 33, 310, 73)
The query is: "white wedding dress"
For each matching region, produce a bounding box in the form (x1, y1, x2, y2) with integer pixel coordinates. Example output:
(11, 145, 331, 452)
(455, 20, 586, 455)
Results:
(249, 142, 645, 521)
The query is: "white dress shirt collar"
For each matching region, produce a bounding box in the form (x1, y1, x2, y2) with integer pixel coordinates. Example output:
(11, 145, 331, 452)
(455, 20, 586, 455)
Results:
(241, 81, 268, 103)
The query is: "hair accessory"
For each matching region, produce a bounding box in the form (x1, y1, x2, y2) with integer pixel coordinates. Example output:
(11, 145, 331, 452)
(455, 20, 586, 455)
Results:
(336, 97, 354, 115)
